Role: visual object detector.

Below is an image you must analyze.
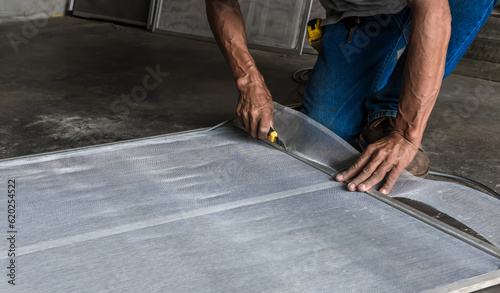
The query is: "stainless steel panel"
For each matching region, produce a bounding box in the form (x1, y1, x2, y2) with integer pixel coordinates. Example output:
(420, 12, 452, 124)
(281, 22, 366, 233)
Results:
(155, 0, 313, 53)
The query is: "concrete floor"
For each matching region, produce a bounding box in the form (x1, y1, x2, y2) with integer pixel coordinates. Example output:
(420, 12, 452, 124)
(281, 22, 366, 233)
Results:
(0, 17, 308, 156)
(0, 17, 499, 291)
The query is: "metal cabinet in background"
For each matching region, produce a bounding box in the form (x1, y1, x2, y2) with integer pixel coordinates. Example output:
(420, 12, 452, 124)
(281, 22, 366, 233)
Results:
(69, 0, 317, 54)
(71, 0, 157, 29)
(153, 0, 314, 54)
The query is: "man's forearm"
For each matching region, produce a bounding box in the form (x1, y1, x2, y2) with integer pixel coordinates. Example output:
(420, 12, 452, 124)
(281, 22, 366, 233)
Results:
(395, 0, 452, 145)
(205, 0, 261, 85)
(205, 0, 274, 139)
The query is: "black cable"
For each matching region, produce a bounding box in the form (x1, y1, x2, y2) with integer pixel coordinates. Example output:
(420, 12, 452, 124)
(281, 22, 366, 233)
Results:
(291, 67, 500, 200)
(300, 69, 312, 82)
(292, 68, 313, 85)
(428, 171, 500, 200)
(293, 68, 313, 97)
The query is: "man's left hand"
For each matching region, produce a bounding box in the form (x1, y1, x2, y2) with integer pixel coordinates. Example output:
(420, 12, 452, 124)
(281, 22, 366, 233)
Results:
(335, 132, 418, 194)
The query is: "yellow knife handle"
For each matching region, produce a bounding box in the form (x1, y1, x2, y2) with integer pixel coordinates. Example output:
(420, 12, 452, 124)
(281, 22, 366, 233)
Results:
(267, 128, 278, 143)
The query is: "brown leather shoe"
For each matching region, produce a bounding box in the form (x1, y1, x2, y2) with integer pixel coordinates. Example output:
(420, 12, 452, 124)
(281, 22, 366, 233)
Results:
(360, 117, 430, 178)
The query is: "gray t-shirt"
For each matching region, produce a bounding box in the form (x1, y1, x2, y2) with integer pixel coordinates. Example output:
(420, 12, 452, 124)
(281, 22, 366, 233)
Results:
(320, 0, 407, 25)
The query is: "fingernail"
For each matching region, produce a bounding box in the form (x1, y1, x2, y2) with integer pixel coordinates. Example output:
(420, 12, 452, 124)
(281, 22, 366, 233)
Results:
(358, 184, 366, 191)
(381, 189, 387, 195)
(348, 183, 355, 191)
(336, 174, 343, 181)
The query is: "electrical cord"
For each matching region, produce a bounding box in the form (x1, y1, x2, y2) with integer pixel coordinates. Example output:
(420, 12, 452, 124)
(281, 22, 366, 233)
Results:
(292, 68, 313, 84)
(293, 68, 313, 97)
(291, 67, 500, 199)
(428, 171, 500, 200)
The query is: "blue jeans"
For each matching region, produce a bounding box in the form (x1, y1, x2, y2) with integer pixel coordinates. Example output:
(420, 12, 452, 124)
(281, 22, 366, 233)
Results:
(302, 0, 498, 144)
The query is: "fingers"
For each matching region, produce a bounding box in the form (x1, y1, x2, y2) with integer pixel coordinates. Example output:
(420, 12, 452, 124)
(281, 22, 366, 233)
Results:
(335, 136, 416, 194)
(236, 96, 274, 140)
(248, 113, 259, 138)
(356, 161, 395, 192)
(342, 155, 386, 192)
(379, 167, 405, 195)
(235, 102, 247, 131)
(235, 78, 275, 139)
(336, 151, 390, 193)
(257, 119, 271, 140)
(257, 108, 274, 140)
(246, 107, 273, 140)
(335, 147, 376, 184)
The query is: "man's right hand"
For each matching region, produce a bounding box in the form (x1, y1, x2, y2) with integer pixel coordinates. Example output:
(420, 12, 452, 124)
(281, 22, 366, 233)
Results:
(206, 0, 274, 140)
(236, 76, 274, 140)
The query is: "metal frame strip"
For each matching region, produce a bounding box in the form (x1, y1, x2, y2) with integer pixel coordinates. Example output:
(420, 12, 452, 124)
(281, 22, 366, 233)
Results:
(422, 270, 500, 293)
(297, 0, 314, 55)
(147, 0, 157, 31)
(68, 0, 75, 11)
(151, 0, 164, 33)
(0, 120, 231, 165)
(365, 188, 500, 260)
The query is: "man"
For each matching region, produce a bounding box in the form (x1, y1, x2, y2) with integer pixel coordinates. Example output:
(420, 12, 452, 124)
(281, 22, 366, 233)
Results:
(205, 0, 497, 194)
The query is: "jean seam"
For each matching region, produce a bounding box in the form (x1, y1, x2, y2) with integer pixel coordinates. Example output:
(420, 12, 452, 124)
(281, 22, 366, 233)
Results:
(391, 13, 404, 32)
(402, 17, 411, 43)
(391, 8, 411, 43)
(369, 34, 403, 96)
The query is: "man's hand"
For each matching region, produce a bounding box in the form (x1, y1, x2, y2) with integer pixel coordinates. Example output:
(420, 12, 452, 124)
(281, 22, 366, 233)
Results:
(206, 0, 274, 140)
(236, 76, 274, 140)
(336, 132, 418, 194)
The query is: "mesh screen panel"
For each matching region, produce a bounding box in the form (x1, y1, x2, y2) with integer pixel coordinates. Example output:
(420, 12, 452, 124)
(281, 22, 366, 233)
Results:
(272, 104, 500, 248)
(0, 104, 499, 292)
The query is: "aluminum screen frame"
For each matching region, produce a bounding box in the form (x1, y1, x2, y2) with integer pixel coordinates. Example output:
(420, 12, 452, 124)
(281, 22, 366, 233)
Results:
(1, 104, 500, 292)
(152, 0, 314, 54)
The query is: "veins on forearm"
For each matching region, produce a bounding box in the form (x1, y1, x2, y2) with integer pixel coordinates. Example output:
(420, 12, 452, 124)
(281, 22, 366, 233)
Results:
(397, 0, 451, 143)
(206, 0, 258, 82)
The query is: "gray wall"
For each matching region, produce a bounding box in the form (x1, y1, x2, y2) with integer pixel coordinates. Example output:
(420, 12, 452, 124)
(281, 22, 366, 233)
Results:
(0, 0, 69, 24)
